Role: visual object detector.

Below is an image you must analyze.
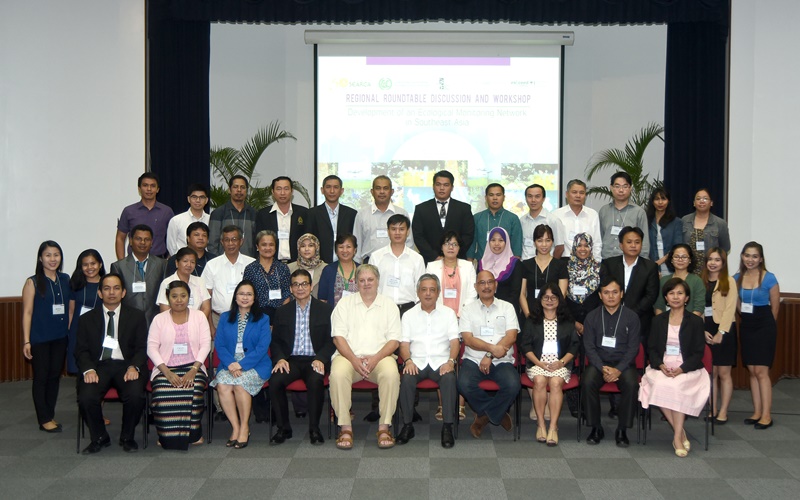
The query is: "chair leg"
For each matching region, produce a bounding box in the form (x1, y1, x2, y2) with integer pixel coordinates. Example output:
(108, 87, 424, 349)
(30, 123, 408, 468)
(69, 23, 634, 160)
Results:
(576, 387, 581, 442)
(76, 406, 81, 454)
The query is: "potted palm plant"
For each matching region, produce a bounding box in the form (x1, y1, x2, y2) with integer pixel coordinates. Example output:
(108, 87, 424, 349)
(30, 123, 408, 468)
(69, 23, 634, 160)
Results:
(585, 122, 664, 206)
(209, 121, 311, 209)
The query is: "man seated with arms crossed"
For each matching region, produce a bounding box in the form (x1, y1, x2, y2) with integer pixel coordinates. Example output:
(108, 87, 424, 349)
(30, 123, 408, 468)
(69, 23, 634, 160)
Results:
(458, 270, 521, 438)
(269, 269, 335, 446)
(165, 221, 217, 277)
(396, 274, 460, 448)
(76, 273, 148, 454)
(330, 264, 401, 450)
(581, 276, 641, 447)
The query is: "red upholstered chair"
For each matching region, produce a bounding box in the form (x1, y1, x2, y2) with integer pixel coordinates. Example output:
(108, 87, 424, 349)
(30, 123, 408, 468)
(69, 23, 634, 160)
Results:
(76, 385, 148, 454)
(517, 355, 582, 441)
(595, 344, 644, 443)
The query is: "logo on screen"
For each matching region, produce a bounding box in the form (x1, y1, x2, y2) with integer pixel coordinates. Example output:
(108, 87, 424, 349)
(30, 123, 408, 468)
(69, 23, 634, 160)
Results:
(379, 78, 392, 90)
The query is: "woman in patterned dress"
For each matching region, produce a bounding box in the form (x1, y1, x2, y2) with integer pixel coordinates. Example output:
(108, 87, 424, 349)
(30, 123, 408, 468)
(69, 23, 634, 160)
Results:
(210, 280, 272, 449)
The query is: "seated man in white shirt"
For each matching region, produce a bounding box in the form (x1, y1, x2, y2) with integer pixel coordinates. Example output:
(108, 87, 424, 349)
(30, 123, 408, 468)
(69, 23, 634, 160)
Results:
(330, 264, 402, 450)
(396, 274, 460, 448)
(457, 270, 521, 438)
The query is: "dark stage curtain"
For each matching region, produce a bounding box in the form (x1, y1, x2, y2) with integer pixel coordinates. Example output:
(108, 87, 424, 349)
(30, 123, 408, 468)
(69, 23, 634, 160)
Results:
(146, 0, 729, 214)
(664, 21, 728, 219)
(147, 2, 211, 213)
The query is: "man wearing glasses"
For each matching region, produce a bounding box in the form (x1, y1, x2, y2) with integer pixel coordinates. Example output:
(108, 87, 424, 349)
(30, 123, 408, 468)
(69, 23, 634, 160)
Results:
(166, 184, 211, 256)
(457, 270, 520, 438)
(269, 269, 335, 445)
(598, 172, 650, 260)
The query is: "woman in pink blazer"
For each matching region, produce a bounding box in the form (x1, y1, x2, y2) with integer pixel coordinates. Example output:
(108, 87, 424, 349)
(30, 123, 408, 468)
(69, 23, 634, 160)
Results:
(147, 280, 211, 450)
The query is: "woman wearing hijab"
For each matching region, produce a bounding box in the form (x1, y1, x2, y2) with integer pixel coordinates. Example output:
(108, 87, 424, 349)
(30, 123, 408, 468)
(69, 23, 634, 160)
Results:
(565, 233, 601, 335)
(478, 227, 522, 318)
(288, 233, 326, 299)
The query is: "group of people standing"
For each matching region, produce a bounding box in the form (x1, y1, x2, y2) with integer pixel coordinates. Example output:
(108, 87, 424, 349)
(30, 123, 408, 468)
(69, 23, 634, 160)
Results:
(21, 169, 780, 458)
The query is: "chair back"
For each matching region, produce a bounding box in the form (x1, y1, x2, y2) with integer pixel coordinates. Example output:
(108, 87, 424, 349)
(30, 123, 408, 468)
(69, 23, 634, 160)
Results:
(702, 344, 713, 374)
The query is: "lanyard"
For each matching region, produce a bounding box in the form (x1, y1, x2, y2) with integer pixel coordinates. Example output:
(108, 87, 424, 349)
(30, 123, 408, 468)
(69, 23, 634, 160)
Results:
(602, 305, 623, 338)
(534, 257, 551, 291)
(338, 261, 355, 291)
(82, 286, 99, 309)
(47, 276, 64, 306)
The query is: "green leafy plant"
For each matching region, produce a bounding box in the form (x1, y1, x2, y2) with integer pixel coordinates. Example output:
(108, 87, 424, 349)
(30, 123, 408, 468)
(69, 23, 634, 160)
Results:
(585, 122, 665, 206)
(209, 121, 311, 209)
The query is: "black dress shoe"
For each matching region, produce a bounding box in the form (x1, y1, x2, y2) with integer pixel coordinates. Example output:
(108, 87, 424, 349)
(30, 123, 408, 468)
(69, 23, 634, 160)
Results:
(82, 435, 111, 454)
(363, 410, 380, 422)
(396, 424, 415, 445)
(309, 429, 324, 445)
(586, 427, 604, 445)
(615, 429, 630, 448)
(39, 423, 62, 433)
(441, 423, 455, 449)
(608, 407, 618, 419)
(295, 412, 307, 419)
(270, 428, 293, 445)
(119, 439, 139, 452)
(754, 420, 774, 430)
(412, 410, 423, 423)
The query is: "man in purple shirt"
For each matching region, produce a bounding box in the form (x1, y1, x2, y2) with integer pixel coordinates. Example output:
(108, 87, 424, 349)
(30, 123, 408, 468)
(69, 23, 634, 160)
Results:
(115, 172, 174, 259)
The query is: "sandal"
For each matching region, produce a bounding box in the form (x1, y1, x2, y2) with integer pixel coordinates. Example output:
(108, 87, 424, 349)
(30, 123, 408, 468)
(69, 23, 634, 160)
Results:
(547, 428, 559, 447)
(435, 406, 443, 421)
(682, 431, 691, 452)
(336, 429, 354, 450)
(458, 405, 466, 421)
(536, 427, 547, 443)
(376, 429, 395, 449)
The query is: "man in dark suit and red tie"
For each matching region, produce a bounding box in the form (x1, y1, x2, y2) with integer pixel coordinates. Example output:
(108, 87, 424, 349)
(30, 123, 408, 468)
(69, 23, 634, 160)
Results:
(75, 273, 149, 454)
(411, 170, 475, 264)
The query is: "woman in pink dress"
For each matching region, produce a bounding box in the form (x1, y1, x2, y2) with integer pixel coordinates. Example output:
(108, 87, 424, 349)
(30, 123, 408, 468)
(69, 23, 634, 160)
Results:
(639, 278, 710, 457)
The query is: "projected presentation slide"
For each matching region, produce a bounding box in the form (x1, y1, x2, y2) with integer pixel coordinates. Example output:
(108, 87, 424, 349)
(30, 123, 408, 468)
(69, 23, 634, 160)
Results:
(316, 54, 561, 219)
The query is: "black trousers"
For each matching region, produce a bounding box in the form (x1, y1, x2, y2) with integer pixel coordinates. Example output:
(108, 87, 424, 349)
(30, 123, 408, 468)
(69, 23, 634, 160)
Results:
(30, 337, 67, 425)
(268, 356, 326, 432)
(581, 365, 638, 430)
(78, 360, 146, 442)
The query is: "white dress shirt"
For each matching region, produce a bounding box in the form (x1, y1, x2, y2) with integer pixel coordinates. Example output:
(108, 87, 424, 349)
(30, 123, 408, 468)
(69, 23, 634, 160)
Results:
(166, 208, 210, 255)
(156, 273, 211, 309)
(459, 297, 519, 366)
(370, 244, 425, 304)
(353, 202, 414, 261)
(553, 205, 603, 261)
(271, 204, 293, 261)
(519, 208, 565, 260)
(201, 253, 255, 313)
(401, 304, 460, 370)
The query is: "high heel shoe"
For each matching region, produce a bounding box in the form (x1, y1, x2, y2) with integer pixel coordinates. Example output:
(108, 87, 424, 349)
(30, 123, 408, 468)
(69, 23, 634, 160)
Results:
(673, 442, 688, 458)
(536, 427, 547, 443)
(681, 431, 691, 452)
(546, 428, 559, 447)
(226, 439, 238, 447)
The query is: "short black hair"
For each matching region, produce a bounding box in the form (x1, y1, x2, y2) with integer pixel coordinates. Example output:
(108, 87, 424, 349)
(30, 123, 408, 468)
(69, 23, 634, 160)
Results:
(321, 175, 342, 188)
(438, 230, 463, 257)
(386, 214, 410, 229)
(598, 275, 623, 292)
(187, 183, 209, 197)
(618, 226, 644, 243)
(610, 172, 632, 186)
(432, 170, 454, 185)
(291, 268, 313, 284)
(525, 184, 546, 198)
(221, 225, 243, 239)
(229, 175, 248, 188)
(130, 224, 153, 238)
(271, 176, 292, 190)
(662, 277, 690, 301)
(186, 221, 210, 238)
(100, 272, 126, 290)
(138, 172, 159, 187)
(485, 183, 504, 195)
(165, 280, 191, 301)
(174, 247, 199, 262)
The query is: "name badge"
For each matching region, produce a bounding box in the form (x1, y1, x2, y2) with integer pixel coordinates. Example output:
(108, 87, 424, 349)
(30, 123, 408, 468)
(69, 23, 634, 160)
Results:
(572, 285, 587, 296)
(601, 336, 616, 348)
(444, 288, 458, 299)
(486, 231, 491, 242)
(533, 289, 540, 299)
(696, 241, 706, 251)
(610, 226, 622, 236)
(387, 276, 401, 288)
(269, 289, 282, 300)
(341, 290, 353, 298)
(173, 343, 188, 355)
(235, 342, 244, 354)
(524, 237, 534, 248)
(542, 340, 558, 355)
(80, 306, 93, 316)
(480, 326, 494, 337)
(666, 344, 681, 356)
(132, 281, 147, 293)
(741, 303, 754, 314)
(704, 306, 714, 317)
(376, 229, 388, 238)
(227, 283, 238, 293)
(52, 304, 65, 315)
(278, 230, 290, 240)
(102, 336, 119, 350)
(656, 240, 664, 250)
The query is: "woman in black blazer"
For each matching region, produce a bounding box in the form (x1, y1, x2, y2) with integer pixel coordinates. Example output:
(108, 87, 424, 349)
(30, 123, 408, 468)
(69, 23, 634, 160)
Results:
(519, 282, 579, 447)
(640, 278, 710, 457)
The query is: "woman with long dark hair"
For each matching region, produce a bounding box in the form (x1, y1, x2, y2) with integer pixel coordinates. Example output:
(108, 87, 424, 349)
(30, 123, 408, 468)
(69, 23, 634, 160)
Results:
(68, 249, 106, 375)
(734, 242, 780, 429)
(22, 241, 71, 432)
(646, 188, 681, 275)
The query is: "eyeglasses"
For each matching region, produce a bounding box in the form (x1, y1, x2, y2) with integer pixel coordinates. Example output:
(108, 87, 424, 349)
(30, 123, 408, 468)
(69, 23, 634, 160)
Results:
(672, 255, 690, 261)
(222, 237, 240, 243)
(541, 295, 558, 302)
(236, 292, 254, 297)
(612, 184, 631, 190)
(695, 197, 710, 202)
(443, 242, 459, 248)
(477, 280, 496, 286)
(291, 282, 310, 289)
(189, 195, 208, 201)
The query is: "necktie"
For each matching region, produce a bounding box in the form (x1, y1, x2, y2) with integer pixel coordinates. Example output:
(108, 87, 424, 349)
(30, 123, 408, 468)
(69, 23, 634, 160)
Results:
(438, 201, 447, 218)
(101, 311, 115, 360)
(136, 260, 146, 279)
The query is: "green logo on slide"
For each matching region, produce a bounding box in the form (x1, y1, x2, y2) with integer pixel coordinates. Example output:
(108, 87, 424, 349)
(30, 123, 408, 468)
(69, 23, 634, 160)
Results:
(378, 78, 392, 90)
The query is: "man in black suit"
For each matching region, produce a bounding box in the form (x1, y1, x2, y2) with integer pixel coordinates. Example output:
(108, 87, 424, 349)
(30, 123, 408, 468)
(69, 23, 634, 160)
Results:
(75, 273, 149, 454)
(305, 175, 357, 263)
(411, 170, 475, 264)
(110, 224, 167, 326)
(255, 176, 308, 263)
(268, 269, 335, 445)
(600, 226, 659, 419)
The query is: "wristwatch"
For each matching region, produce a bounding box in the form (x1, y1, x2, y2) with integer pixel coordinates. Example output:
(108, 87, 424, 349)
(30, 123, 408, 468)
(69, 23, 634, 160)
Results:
(448, 358, 456, 365)
(485, 353, 493, 359)
(719, 330, 727, 336)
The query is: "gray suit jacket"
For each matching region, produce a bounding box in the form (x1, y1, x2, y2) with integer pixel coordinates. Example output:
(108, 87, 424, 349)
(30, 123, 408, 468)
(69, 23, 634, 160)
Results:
(110, 254, 166, 326)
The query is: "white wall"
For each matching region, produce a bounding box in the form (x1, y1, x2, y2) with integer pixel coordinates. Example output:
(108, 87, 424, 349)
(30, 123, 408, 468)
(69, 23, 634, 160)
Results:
(729, 0, 799, 291)
(0, 0, 145, 296)
(209, 23, 667, 211)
